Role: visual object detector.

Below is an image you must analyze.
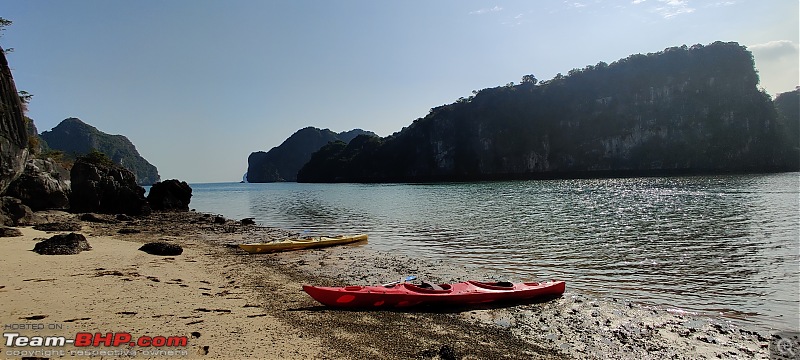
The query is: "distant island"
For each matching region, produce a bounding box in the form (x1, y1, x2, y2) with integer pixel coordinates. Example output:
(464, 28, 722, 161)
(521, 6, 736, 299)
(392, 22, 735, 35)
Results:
(297, 41, 799, 183)
(39, 117, 160, 186)
(246, 127, 376, 182)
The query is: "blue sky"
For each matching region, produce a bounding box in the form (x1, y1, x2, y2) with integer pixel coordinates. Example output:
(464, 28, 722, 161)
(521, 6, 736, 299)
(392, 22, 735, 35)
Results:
(2, 0, 798, 183)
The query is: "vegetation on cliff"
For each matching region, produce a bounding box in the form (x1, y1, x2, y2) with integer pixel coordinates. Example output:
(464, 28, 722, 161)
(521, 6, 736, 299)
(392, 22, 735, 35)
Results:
(246, 127, 376, 182)
(298, 42, 799, 183)
(40, 118, 160, 185)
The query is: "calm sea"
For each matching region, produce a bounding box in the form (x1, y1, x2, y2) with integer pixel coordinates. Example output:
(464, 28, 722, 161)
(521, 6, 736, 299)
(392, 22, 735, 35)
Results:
(187, 173, 799, 332)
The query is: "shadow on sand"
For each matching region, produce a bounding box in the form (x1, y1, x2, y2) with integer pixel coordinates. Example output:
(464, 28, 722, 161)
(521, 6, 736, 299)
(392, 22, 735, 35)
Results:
(288, 294, 563, 313)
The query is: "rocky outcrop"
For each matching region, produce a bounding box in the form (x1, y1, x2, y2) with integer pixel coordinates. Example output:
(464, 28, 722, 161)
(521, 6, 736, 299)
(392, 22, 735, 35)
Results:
(25, 116, 46, 155)
(33, 222, 81, 232)
(0, 226, 22, 237)
(298, 42, 799, 182)
(0, 196, 34, 226)
(40, 118, 160, 185)
(33, 233, 91, 255)
(6, 158, 70, 210)
(69, 155, 150, 216)
(246, 127, 376, 182)
(79, 213, 119, 223)
(0, 45, 29, 194)
(147, 179, 192, 211)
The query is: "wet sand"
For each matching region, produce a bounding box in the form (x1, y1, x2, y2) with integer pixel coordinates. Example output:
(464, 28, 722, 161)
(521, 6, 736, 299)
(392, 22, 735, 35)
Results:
(0, 211, 790, 359)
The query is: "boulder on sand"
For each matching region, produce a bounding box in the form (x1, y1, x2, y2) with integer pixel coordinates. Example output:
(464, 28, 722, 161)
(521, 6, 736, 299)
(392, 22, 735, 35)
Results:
(69, 153, 150, 216)
(0, 196, 35, 226)
(0, 226, 22, 237)
(139, 242, 183, 256)
(6, 158, 71, 211)
(33, 233, 91, 255)
(146, 179, 192, 211)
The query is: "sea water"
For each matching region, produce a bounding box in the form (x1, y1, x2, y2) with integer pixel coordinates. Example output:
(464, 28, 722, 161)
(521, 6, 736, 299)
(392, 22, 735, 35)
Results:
(188, 173, 800, 332)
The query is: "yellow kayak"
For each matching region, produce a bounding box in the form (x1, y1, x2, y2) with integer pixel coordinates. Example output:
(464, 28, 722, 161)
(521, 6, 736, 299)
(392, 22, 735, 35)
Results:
(238, 234, 368, 254)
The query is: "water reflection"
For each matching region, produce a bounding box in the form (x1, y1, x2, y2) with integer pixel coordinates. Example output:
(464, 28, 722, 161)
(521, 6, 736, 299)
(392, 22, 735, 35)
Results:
(189, 173, 799, 331)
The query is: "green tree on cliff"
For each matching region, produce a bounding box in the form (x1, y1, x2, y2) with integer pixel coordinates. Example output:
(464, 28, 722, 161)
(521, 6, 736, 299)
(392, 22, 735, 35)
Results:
(0, 17, 13, 53)
(0, 17, 11, 37)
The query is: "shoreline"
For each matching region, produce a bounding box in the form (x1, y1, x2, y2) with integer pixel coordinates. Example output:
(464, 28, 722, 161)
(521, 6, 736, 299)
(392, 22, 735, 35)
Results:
(0, 210, 793, 359)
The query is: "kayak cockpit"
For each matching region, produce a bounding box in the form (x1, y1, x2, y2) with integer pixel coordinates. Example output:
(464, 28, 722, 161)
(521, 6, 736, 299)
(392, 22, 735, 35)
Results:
(468, 281, 517, 290)
(403, 283, 452, 293)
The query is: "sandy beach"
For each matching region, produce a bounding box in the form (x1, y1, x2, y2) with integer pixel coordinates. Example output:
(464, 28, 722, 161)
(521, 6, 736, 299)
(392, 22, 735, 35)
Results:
(0, 210, 791, 359)
(1, 214, 322, 359)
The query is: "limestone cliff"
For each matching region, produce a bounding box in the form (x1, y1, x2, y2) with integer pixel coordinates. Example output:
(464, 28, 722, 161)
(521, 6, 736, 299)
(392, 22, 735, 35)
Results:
(0, 46, 29, 194)
(40, 118, 160, 185)
(773, 89, 799, 168)
(298, 42, 799, 183)
(246, 127, 376, 182)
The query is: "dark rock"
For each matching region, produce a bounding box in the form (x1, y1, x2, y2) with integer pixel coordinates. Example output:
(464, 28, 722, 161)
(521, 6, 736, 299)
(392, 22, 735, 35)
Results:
(79, 213, 118, 224)
(213, 216, 226, 224)
(147, 179, 192, 211)
(0, 45, 29, 194)
(33, 233, 91, 255)
(139, 242, 183, 256)
(6, 158, 70, 210)
(0, 196, 34, 226)
(418, 345, 458, 360)
(33, 222, 81, 232)
(69, 155, 151, 216)
(438, 345, 458, 360)
(0, 226, 22, 237)
(118, 228, 141, 234)
(240, 218, 256, 225)
(116, 214, 134, 222)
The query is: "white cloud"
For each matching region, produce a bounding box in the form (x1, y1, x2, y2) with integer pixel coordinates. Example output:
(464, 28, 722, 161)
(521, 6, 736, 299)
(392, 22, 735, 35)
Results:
(653, 0, 695, 18)
(706, 1, 736, 7)
(470, 6, 503, 15)
(632, 0, 646, 4)
(749, 40, 799, 60)
(749, 40, 800, 94)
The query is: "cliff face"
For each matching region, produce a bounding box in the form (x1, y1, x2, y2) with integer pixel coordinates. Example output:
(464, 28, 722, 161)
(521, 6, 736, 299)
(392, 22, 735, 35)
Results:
(773, 89, 799, 168)
(246, 127, 376, 182)
(298, 42, 799, 183)
(40, 118, 160, 185)
(0, 46, 29, 193)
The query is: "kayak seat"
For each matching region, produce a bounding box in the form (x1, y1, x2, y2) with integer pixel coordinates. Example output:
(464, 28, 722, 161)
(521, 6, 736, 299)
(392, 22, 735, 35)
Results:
(469, 281, 515, 290)
(403, 283, 452, 293)
(419, 282, 444, 291)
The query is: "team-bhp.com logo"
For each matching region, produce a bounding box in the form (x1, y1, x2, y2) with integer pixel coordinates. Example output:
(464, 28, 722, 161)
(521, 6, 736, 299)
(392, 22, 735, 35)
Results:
(4, 332, 189, 357)
(5, 332, 188, 347)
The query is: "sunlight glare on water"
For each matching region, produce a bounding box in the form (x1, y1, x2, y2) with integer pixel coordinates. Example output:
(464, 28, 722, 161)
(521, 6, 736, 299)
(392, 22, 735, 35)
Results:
(190, 173, 800, 332)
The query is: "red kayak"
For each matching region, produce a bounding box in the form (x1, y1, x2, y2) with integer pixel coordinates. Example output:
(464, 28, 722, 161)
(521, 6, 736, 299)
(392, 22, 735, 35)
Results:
(302, 280, 565, 308)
